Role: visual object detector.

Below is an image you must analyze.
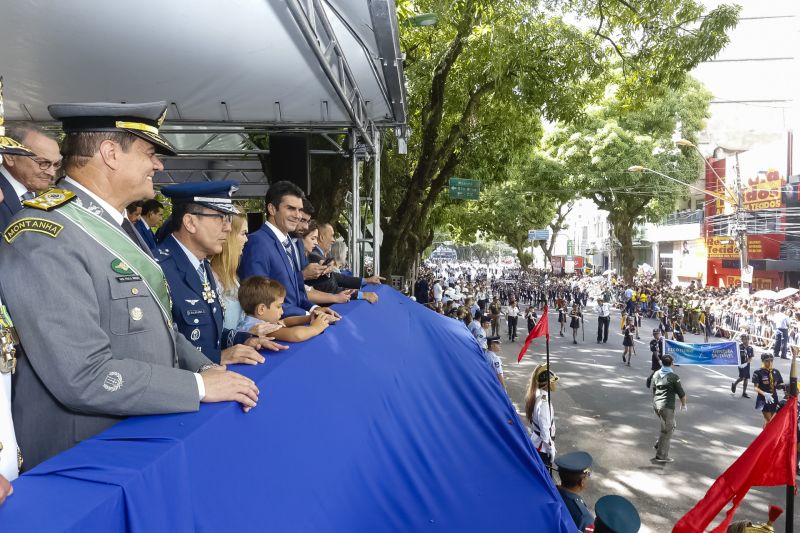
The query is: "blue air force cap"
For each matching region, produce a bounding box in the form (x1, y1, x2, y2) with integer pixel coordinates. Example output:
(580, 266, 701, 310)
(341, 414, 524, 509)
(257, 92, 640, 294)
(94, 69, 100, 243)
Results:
(160, 180, 240, 215)
(594, 495, 641, 533)
(555, 451, 593, 474)
(48, 101, 176, 156)
(487, 336, 502, 346)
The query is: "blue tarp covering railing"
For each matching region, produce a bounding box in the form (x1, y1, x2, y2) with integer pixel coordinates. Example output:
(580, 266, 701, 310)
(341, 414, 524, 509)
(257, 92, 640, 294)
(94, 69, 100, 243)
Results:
(0, 285, 574, 532)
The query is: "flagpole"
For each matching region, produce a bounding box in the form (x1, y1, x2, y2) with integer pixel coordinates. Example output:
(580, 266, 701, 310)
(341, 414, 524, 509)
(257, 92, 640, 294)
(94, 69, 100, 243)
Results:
(787, 350, 797, 533)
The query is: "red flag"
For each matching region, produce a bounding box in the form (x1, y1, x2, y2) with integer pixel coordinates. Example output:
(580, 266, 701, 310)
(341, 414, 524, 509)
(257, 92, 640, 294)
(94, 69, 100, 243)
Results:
(517, 304, 549, 363)
(673, 396, 798, 533)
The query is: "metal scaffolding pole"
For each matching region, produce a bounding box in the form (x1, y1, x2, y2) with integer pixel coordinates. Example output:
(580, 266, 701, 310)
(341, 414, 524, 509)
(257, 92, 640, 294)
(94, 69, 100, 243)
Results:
(350, 132, 362, 277)
(372, 130, 381, 275)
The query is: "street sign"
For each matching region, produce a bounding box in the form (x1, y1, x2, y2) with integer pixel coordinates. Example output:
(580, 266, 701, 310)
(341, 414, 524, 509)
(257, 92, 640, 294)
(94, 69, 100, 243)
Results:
(528, 228, 551, 241)
(448, 177, 480, 200)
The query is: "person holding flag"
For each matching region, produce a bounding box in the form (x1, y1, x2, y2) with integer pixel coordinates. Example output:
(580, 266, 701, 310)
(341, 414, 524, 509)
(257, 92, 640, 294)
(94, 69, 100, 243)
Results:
(525, 364, 559, 470)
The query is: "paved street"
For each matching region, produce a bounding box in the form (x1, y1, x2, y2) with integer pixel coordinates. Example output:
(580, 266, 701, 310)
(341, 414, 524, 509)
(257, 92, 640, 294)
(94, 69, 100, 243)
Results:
(494, 305, 797, 532)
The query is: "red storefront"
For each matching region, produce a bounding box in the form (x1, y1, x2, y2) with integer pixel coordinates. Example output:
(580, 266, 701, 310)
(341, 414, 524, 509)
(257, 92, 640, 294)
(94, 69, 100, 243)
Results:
(704, 163, 785, 289)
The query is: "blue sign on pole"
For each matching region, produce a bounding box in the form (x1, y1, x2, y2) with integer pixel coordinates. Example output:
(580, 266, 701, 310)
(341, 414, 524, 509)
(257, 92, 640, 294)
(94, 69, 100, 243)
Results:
(663, 340, 738, 366)
(528, 229, 551, 241)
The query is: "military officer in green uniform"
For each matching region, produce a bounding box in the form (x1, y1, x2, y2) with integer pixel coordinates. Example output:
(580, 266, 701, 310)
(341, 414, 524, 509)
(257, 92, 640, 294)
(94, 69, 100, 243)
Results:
(0, 102, 260, 469)
(555, 451, 594, 532)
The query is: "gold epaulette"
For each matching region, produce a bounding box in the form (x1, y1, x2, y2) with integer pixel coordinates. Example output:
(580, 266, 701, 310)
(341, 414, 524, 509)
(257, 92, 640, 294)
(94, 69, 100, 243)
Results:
(23, 188, 76, 211)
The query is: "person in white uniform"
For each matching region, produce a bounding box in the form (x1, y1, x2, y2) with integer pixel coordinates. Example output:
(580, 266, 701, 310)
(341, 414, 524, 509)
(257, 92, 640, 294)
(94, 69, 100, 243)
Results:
(0, 103, 37, 503)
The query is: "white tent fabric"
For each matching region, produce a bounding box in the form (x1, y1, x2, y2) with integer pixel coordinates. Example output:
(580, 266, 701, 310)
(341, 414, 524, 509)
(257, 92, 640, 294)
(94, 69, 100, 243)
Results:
(0, 0, 405, 130)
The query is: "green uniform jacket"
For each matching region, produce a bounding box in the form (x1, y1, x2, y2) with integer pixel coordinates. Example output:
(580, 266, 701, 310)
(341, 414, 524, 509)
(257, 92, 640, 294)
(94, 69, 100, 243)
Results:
(652, 369, 685, 410)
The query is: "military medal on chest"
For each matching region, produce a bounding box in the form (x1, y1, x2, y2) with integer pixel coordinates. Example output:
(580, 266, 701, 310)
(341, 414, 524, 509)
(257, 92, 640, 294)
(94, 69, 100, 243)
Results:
(0, 305, 18, 374)
(201, 281, 217, 304)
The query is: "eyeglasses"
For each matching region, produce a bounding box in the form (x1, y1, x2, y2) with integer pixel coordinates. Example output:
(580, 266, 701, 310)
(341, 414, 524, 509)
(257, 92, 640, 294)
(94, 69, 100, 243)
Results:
(31, 158, 62, 171)
(190, 212, 233, 224)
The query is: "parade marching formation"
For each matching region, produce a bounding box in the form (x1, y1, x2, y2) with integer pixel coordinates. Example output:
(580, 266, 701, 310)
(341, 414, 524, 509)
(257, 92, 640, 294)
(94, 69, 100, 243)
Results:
(414, 258, 799, 532)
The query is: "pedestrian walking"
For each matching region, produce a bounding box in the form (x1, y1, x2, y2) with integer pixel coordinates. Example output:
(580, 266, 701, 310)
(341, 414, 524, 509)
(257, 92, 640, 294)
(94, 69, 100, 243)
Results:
(569, 303, 582, 345)
(752, 353, 784, 427)
(596, 298, 611, 344)
(771, 305, 790, 359)
(646, 328, 664, 389)
(488, 296, 502, 337)
(651, 355, 687, 463)
(525, 305, 538, 334)
(730, 334, 754, 398)
(557, 299, 567, 337)
(622, 316, 635, 366)
(506, 300, 520, 342)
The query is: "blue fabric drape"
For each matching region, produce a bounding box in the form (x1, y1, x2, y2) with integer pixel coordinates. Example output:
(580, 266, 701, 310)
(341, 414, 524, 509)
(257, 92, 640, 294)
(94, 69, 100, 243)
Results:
(0, 286, 574, 532)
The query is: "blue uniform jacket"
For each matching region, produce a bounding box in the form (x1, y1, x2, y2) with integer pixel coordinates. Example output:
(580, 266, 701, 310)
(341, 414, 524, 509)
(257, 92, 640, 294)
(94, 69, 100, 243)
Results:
(238, 224, 314, 318)
(134, 218, 158, 252)
(156, 235, 249, 363)
(557, 487, 593, 532)
(0, 170, 24, 231)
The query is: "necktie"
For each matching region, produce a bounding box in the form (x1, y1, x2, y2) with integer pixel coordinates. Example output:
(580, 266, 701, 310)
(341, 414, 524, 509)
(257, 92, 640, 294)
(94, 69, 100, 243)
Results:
(283, 239, 297, 271)
(20, 191, 35, 202)
(121, 218, 150, 254)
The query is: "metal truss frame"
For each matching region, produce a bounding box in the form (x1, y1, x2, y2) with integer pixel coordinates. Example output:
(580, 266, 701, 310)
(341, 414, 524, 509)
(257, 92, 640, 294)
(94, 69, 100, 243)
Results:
(286, 0, 378, 154)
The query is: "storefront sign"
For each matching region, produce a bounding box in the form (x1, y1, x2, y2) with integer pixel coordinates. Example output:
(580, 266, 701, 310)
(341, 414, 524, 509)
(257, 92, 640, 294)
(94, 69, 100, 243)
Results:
(743, 169, 784, 210)
(706, 236, 779, 260)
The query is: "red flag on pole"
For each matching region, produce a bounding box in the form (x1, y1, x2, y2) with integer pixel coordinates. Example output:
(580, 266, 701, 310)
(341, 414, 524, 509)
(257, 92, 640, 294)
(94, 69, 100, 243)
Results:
(518, 304, 549, 363)
(673, 396, 798, 533)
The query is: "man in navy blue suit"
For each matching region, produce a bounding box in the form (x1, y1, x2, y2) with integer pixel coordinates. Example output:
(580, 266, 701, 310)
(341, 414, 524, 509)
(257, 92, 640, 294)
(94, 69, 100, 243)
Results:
(134, 198, 163, 251)
(239, 181, 341, 320)
(0, 124, 61, 230)
(157, 180, 287, 363)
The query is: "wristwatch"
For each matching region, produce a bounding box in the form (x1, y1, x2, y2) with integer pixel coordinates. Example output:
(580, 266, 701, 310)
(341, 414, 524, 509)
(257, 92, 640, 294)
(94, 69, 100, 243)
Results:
(197, 363, 220, 373)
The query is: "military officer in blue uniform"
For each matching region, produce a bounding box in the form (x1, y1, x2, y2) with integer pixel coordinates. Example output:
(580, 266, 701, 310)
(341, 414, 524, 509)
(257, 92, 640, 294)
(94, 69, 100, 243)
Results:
(157, 181, 286, 364)
(555, 451, 594, 532)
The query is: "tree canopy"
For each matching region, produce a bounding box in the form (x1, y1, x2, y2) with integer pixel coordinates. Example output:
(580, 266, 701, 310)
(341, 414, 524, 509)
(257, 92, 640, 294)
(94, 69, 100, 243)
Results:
(541, 76, 714, 280)
(378, 0, 738, 278)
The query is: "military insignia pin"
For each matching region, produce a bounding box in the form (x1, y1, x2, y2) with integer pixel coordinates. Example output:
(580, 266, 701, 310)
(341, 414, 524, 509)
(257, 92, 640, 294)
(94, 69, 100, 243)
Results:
(111, 258, 134, 275)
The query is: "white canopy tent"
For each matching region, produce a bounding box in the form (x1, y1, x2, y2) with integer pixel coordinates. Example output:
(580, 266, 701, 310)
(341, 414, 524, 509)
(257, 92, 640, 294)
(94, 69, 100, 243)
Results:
(0, 0, 408, 275)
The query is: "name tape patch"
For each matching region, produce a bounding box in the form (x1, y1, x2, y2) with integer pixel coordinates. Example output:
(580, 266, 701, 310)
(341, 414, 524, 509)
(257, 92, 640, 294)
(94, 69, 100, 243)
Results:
(3, 218, 64, 243)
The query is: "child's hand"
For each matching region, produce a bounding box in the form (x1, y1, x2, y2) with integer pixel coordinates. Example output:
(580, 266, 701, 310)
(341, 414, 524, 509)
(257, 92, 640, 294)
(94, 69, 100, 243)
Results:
(311, 314, 331, 330)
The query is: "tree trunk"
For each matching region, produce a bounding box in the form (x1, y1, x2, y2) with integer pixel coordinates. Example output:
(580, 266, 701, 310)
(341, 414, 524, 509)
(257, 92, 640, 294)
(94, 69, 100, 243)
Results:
(538, 241, 552, 271)
(613, 220, 636, 282)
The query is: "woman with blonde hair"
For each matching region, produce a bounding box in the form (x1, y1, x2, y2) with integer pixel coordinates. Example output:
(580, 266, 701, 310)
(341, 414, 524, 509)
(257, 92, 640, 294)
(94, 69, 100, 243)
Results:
(210, 207, 249, 330)
(524, 364, 559, 470)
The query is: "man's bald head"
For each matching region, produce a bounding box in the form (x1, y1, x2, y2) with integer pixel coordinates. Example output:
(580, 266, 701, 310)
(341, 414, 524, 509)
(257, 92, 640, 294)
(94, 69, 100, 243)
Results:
(317, 222, 335, 254)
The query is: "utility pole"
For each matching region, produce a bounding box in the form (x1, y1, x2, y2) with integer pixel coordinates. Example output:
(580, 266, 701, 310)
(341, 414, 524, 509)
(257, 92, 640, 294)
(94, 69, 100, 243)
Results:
(734, 153, 749, 292)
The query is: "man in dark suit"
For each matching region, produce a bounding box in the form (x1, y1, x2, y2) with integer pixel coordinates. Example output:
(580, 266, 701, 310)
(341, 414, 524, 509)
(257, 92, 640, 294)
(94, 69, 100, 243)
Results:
(135, 198, 162, 251)
(305, 227, 380, 303)
(312, 221, 384, 288)
(0, 123, 61, 230)
(239, 181, 340, 319)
